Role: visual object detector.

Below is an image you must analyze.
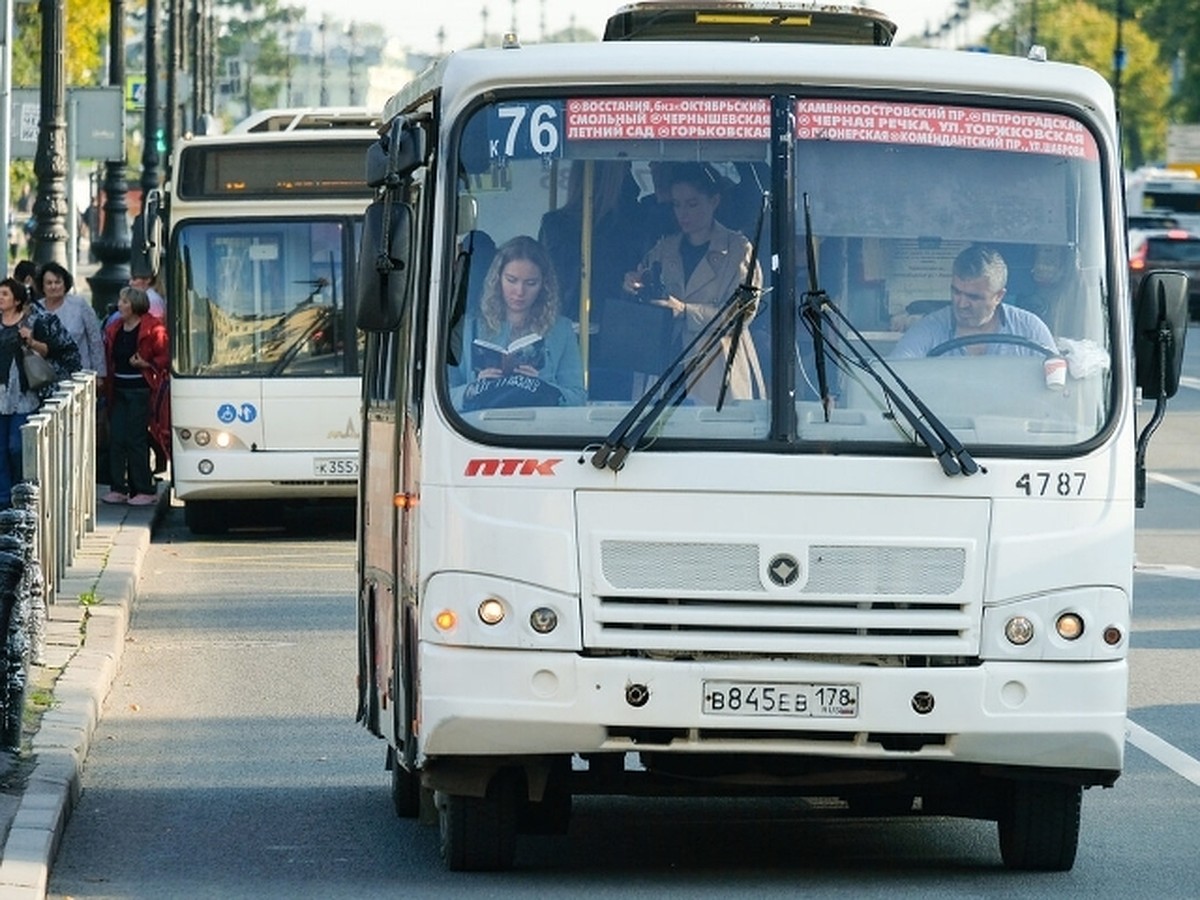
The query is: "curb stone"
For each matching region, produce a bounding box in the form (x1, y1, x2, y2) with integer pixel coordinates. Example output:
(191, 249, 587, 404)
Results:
(0, 488, 167, 899)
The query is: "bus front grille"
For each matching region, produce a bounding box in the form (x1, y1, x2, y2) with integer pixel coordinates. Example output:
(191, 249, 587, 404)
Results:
(587, 540, 975, 655)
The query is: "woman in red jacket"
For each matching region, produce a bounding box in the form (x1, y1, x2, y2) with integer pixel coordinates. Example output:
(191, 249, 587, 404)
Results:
(102, 285, 168, 506)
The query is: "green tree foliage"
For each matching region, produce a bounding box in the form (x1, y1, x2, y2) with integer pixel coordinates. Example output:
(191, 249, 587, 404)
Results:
(1135, 0, 1200, 122)
(13, 0, 110, 87)
(10, 0, 115, 224)
(983, 1, 1169, 167)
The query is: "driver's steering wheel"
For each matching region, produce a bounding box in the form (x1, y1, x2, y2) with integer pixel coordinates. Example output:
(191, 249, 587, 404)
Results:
(927, 333, 1057, 357)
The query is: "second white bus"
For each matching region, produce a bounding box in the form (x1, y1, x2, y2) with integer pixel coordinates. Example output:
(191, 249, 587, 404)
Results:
(152, 108, 378, 534)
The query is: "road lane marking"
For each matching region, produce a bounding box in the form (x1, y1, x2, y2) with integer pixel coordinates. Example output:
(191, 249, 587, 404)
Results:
(1178, 375, 1200, 391)
(1147, 471, 1200, 498)
(1127, 721, 1200, 787)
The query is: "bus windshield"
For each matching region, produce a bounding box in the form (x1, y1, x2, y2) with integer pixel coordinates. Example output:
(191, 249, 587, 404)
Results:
(172, 218, 363, 377)
(443, 93, 1112, 455)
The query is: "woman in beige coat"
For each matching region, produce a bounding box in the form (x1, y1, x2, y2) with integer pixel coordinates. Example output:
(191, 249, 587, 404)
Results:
(624, 163, 765, 404)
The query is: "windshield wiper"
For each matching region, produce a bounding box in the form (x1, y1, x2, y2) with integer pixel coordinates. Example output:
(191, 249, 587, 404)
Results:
(591, 200, 768, 471)
(714, 193, 770, 411)
(799, 195, 832, 419)
(800, 195, 976, 477)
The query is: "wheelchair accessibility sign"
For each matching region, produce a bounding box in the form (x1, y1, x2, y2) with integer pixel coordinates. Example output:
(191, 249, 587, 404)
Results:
(218, 403, 257, 424)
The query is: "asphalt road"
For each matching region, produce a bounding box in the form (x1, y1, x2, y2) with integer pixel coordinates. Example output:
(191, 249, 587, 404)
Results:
(44, 327, 1200, 898)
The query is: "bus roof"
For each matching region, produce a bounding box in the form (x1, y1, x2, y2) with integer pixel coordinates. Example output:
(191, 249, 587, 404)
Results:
(603, 1, 896, 45)
(231, 107, 382, 134)
(383, 41, 1116, 138)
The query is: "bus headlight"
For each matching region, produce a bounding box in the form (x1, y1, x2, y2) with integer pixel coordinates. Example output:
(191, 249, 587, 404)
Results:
(198, 459, 214, 475)
(478, 597, 506, 626)
(529, 606, 558, 634)
(421, 572, 581, 651)
(1055, 612, 1084, 641)
(1004, 615, 1035, 645)
(215, 431, 232, 448)
(982, 587, 1128, 660)
(194, 429, 211, 446)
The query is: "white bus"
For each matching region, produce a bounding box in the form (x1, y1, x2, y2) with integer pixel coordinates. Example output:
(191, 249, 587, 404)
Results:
(150, 108, 379, 534)
(1126, 166, 1200, 229)
(353, 3, 1188, 872)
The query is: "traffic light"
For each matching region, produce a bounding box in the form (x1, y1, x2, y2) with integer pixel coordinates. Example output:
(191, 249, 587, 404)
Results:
(155, 128, 166, 154)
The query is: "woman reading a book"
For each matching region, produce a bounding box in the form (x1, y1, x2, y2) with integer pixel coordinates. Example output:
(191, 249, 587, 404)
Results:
(451, 235, 586, 410)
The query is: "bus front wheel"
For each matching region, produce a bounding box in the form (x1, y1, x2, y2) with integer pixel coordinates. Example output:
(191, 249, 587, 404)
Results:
(997, 780, 1081, 871)
(438, 770, 520, 871)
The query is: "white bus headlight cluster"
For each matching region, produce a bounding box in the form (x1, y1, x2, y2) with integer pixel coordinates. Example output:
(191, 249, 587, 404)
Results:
(178, 428, 244, 478)
(983, 587, 1127, 660)
(1002, 611, 1092, 646)
(180, 428, 236, 449)
(425, 572, 579, 651)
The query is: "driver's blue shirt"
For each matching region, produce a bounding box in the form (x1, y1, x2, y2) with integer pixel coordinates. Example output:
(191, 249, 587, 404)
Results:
(891, 303, 1056, 359)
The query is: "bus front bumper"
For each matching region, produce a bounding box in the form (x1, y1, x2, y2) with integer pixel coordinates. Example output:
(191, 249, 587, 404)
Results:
(416, 645, 1127, 777)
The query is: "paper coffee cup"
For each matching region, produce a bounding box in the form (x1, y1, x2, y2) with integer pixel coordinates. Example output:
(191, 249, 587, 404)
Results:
(1044, 356, 1067, 389)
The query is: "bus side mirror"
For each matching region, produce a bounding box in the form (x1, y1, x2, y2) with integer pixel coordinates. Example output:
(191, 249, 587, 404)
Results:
(366, 116, 427, 187)
(356, 197, 413, 332)
(130, 189, 164, 279)
(1133, 270, 1188, 400)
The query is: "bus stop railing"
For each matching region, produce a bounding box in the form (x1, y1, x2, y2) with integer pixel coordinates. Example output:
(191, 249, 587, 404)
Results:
(20, 371, 98, 608)
(0, 374, 97, 751)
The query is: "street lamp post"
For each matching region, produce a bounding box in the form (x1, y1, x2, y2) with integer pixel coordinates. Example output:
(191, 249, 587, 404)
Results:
(87, 0, 133, 316)
(141, 0, 161, 197)
(30, 0, 68, 266)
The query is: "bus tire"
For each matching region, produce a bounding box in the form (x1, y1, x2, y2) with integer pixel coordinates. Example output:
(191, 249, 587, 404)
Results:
(388, 746, 421, 819)
(997, 780, 1081, 871)
(519, 780, 572, 835)
(438, 770, 520, 871)
(184, 500, 228, 536)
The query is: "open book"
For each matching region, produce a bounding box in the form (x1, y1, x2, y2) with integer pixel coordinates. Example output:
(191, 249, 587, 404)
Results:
(472, 332, 546, 374)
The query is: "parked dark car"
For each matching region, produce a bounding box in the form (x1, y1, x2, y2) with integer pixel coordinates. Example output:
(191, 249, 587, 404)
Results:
(1129, 228, 1200, 320)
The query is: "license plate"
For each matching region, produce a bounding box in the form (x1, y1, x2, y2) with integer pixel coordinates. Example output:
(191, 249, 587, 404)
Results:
(314, 457, 359, 477)
(702, 680, 859, 718)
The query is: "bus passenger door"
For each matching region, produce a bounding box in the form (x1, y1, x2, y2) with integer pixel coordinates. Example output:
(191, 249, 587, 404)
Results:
(357, 331, 401, 743)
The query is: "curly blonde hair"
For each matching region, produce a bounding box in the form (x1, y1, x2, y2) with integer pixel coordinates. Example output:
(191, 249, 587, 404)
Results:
(478, 235, 560, 336)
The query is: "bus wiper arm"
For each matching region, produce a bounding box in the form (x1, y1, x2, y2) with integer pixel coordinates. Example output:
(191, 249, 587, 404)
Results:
(814, 299, 977, 476)
(715, 192, 770, 411)
(799, 194, 833, 420)
(591, 286, 757, 471)
(799, 194, 974, 477)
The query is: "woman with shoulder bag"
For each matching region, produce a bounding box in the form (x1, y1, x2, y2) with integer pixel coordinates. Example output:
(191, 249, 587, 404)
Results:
(0, 277, 49, 508)
(36, 261, 101, 386)
(102, 285, 168, 506)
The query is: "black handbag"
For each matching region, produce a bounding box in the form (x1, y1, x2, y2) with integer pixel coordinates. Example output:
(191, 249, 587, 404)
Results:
(22, 346, 57, 390)
(594, 295, 678, 374)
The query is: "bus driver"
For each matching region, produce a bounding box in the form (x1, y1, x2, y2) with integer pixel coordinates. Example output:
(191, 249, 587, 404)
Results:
(892, 244, 1056, 359)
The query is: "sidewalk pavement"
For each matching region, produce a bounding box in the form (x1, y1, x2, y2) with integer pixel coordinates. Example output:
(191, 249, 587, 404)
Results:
(0, 484, 169, 899)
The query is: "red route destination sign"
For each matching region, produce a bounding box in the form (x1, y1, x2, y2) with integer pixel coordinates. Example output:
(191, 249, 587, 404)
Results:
(795, 99, 1099, 160)
(561, 96, 1098, 160)
(565, 97, 769, 141)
